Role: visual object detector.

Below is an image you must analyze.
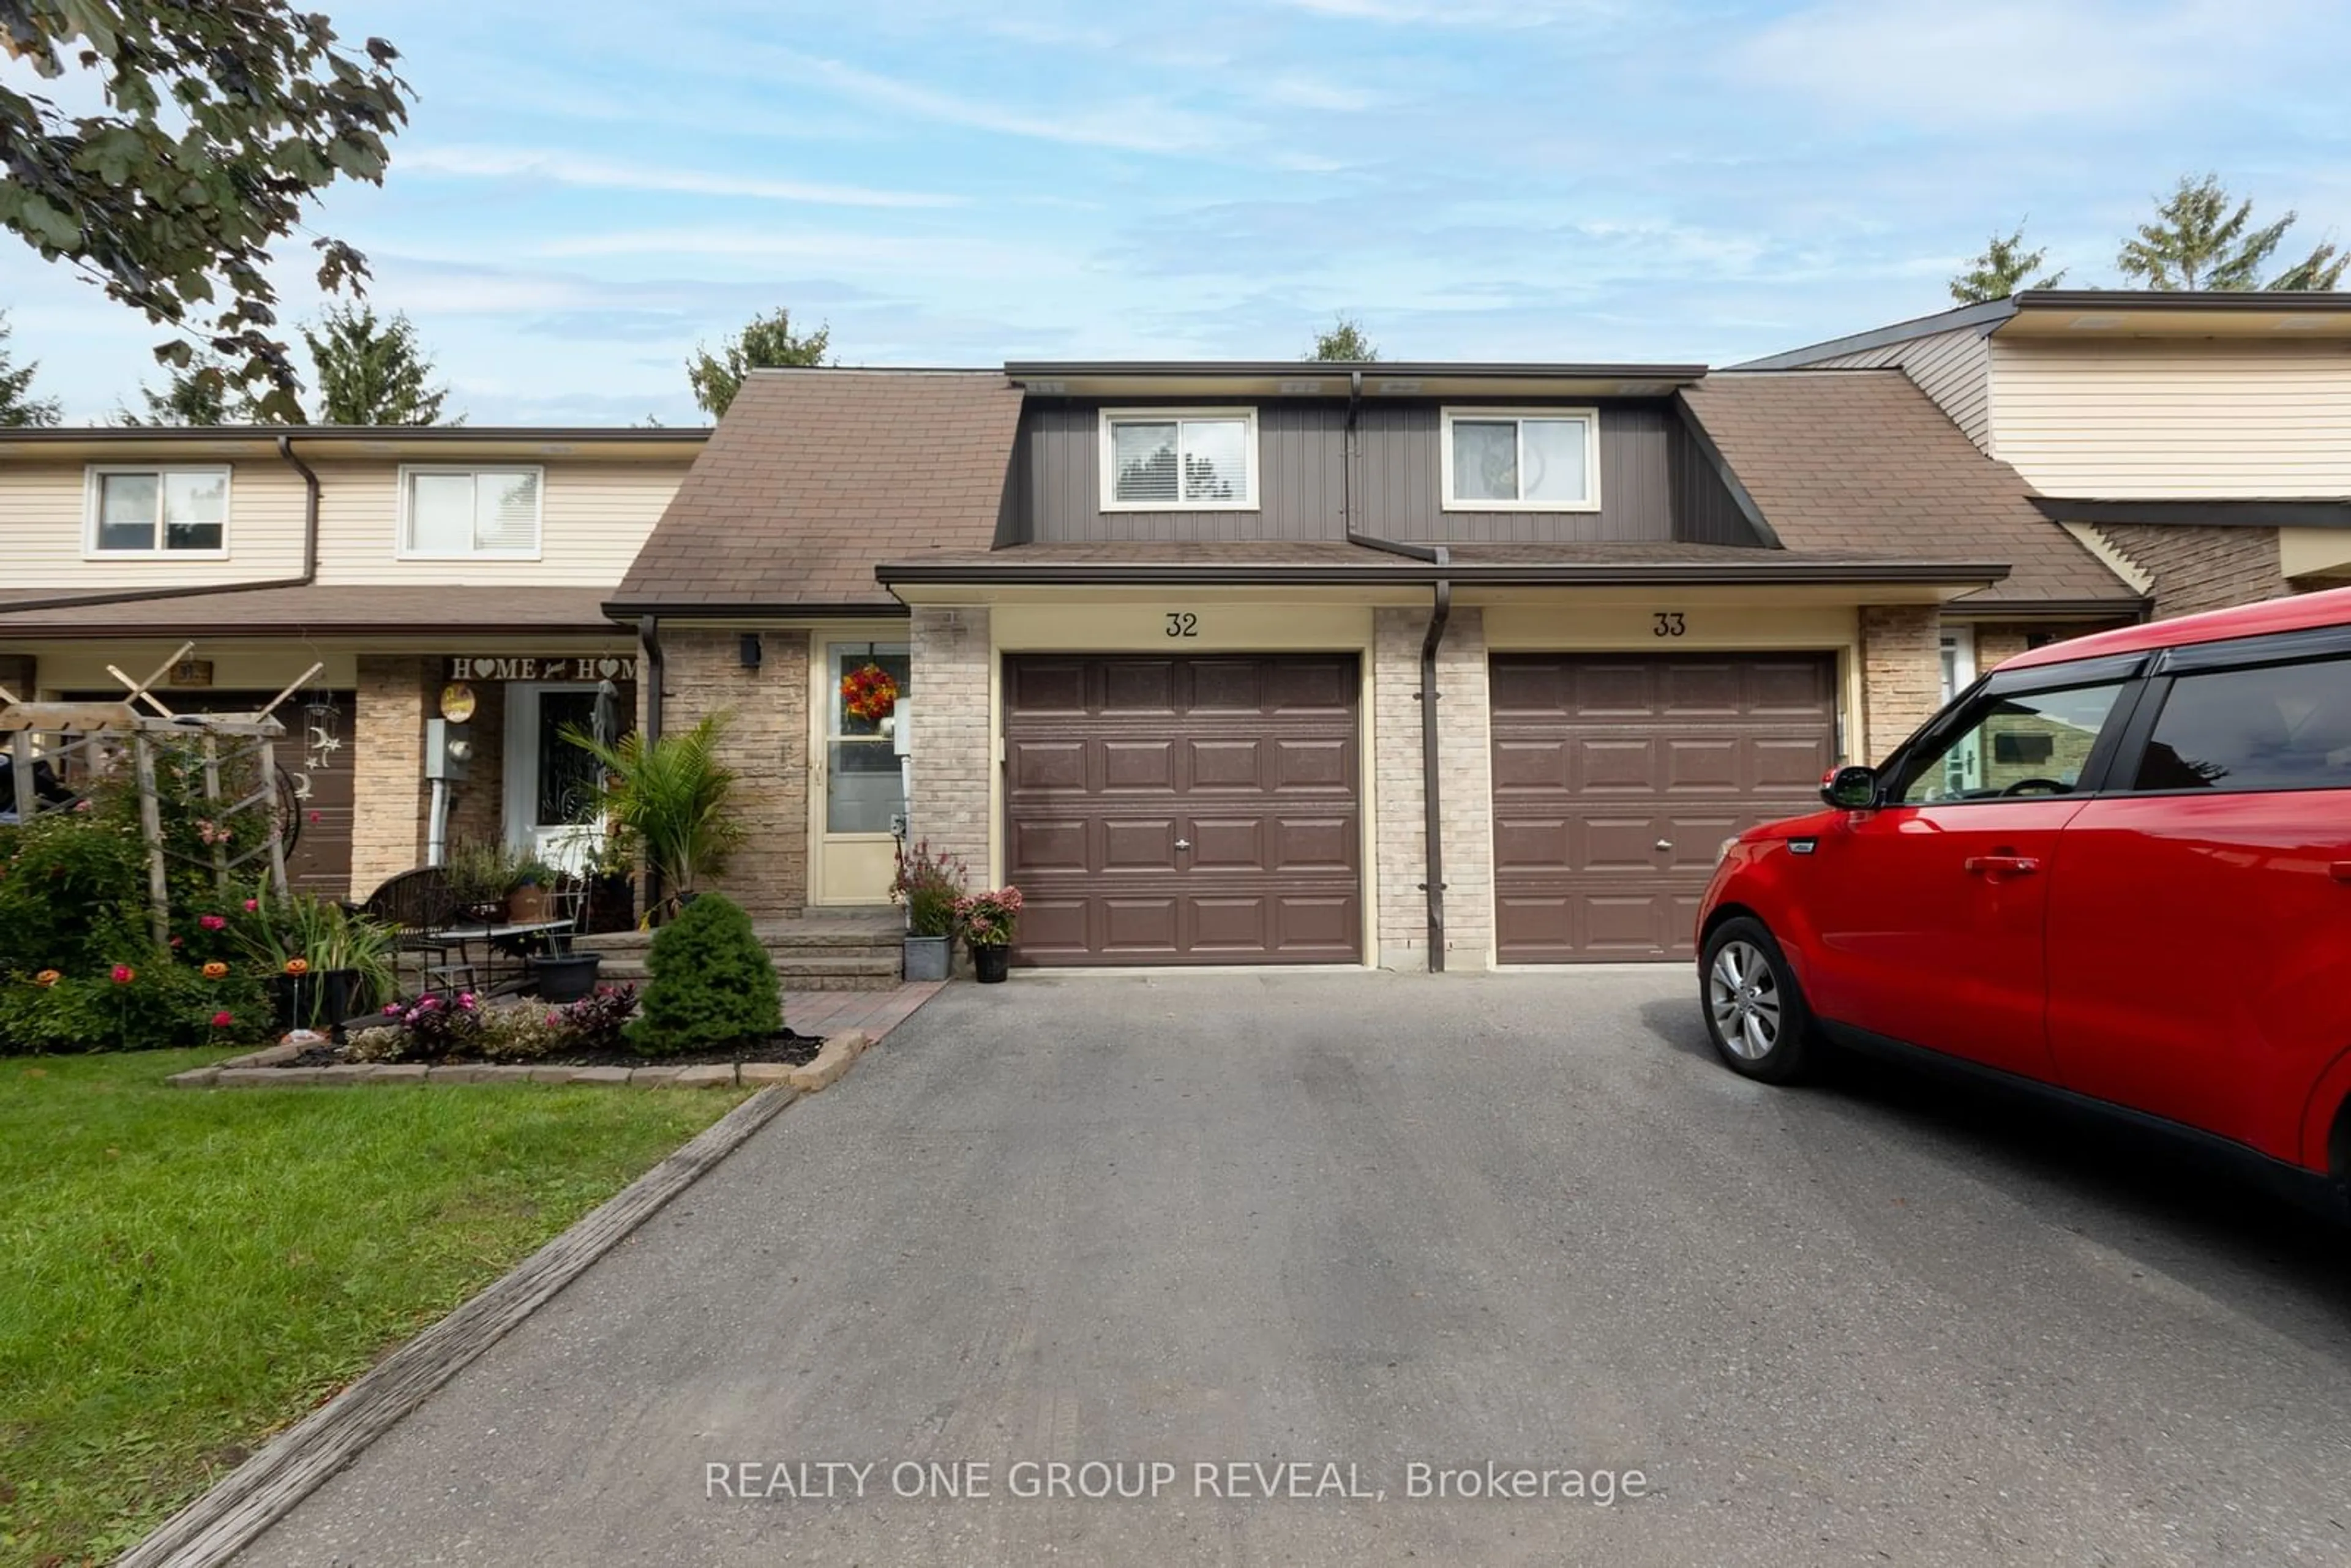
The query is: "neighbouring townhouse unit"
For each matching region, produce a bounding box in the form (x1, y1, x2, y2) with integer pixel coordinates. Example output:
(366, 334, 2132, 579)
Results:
(603, 357, 2142, 970)
(1747, 288, 2351, 680)
(0, 426, 706, 899)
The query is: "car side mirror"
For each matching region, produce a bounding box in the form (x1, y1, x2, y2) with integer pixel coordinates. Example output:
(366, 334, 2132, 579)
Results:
(1821, 764, 1880, 810)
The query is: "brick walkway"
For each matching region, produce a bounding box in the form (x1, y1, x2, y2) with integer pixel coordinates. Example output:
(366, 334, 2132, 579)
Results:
(787, 981, 946, 1041)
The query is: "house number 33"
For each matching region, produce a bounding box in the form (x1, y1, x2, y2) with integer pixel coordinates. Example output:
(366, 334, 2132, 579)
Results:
(1164, 612, 1199, 638)
(1652, 612, 1687, 637)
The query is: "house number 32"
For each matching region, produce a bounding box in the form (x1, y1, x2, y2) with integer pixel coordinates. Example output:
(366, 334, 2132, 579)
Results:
(1652, 612, 1687, 637)
(1165, 612, 1199, 638)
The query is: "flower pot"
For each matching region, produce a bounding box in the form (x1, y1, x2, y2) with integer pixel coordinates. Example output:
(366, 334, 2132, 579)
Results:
(508, 883, 552, 923)
(972, 943, 1011, 984)
(268, 967, 364, 1032)
(530, 952, 603, 1003)
(903, 934, 951, 981)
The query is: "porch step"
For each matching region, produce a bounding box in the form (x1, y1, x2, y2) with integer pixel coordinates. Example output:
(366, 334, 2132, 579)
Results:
(587, 952, 904, 992)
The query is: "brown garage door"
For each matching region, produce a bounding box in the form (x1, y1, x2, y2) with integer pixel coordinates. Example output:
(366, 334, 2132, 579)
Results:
(1490, 654, 1834, 962)
(1004, 655, 1362, 966)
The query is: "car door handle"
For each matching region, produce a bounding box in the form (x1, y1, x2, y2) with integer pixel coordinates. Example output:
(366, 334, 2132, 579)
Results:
(1964, 855, 2040, 876)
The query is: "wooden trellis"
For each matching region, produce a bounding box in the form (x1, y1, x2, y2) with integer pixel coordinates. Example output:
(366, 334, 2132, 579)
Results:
(0, 643, 322, 945)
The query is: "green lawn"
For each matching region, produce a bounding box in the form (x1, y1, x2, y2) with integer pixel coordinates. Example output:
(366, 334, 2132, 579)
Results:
(0, 1052, 748, 1567)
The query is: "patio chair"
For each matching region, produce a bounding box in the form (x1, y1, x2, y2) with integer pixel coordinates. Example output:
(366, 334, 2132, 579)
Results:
(352, 867, 470, 994)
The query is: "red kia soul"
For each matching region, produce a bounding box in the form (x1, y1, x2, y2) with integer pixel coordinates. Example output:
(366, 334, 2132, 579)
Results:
(1697, 585, 2351, 1208)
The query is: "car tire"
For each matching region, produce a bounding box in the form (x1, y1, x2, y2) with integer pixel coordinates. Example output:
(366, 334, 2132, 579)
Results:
(1700, 917, 1817, 1084)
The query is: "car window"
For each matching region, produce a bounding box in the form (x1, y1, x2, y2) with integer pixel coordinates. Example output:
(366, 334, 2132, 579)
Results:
(1897, 682, 2129, 805)
(2132, 654, 2351, 793)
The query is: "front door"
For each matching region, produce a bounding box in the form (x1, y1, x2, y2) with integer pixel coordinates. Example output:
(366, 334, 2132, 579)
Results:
(812, 638, 910, 904)
(503, 683, 612, 873)
(1804, 677, 2131, 1080)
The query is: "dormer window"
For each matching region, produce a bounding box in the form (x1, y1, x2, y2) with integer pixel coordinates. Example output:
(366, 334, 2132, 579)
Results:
(1101, 409, 1258, 511)
(1441, 407, 1600, 511)
(86, 467, 229, 555)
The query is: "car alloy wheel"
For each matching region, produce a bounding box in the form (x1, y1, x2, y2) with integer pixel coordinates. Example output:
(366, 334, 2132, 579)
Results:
(1708, 939, 1782, 1060)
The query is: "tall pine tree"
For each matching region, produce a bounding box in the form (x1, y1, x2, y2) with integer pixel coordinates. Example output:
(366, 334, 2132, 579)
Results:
(686, 307, 831, 418)
(303, 305, 454, 424)
(2118, 174, 2345, 291)
(1309, 313, 1379, 361)
(1949, 223, 2066, 304)
(0, 312, 61, 426)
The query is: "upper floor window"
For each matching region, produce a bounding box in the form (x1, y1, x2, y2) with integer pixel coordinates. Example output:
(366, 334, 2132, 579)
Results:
(1441, 407, 1599, 511)
(86, 467, 228, 555)
(1100, 409, 1256, 511)
(400, 466, 542, 558)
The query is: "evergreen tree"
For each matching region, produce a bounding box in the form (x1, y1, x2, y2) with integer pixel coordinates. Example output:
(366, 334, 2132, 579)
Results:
(2117, 173, 2341, 291)
(1949, 223, 2066, 304)
(1310, 313, 1379, 361)
(303, 304, 455, 424)
(686, 307, 831, 418)
(0, 312, 61, 427)
(118, 360, 251, 426)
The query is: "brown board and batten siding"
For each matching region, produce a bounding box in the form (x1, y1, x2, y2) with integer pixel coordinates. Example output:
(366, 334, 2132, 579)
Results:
(1013, 399, 1757, 546)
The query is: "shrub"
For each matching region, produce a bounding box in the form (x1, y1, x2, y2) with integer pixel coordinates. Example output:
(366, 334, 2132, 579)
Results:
(344, 1024, 407, 1062)
(476, 1004, 561, 1062)
(626, 893, 778, 1057)
(891, 838, 967, 939)
(0, 959, 268, 1053)
(0, 805, 148, 978)
(550, 983, 637, 1054)
(953, 886, 1024, 948)
(382, 992, 482, 1059)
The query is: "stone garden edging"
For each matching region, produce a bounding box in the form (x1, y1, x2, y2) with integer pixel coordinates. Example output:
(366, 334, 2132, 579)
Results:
(169, 1029, 874, 1095)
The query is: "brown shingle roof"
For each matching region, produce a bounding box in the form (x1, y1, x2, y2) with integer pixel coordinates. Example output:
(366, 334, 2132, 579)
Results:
(610, 369, 1023, 610)
(0, 584, 620, 638)
(1681, 370, 2140, 608)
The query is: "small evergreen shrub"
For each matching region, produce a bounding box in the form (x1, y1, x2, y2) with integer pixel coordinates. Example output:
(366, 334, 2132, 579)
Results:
(626, 893, 779, 1057)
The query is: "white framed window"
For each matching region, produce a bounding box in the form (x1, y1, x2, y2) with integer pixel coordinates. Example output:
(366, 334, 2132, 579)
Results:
(84, 466, 230, 557)
(397, 465, 544, 559)
(1099, 408, 1258, 511)
(1939, 627, 1977, 704)
(1439, 407, 1600, 511)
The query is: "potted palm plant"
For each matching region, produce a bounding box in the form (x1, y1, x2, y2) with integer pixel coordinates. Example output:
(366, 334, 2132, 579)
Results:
(559, 714, 745, 926)
(953, 886, 1023, 985)
(891, 839, 965, 982)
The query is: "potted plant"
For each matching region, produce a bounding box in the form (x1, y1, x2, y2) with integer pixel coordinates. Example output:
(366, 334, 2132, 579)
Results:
(953, 885, 1023, 985)
(443, 838, 524, 924)
(891, 838, 965, 982)
(506, 857, 560, 923)
(241, 892, 395, 1032)
(559, 715, 744, 926)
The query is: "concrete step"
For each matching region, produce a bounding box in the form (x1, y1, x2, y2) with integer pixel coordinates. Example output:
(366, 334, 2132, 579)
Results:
(590, 953, 903, 992)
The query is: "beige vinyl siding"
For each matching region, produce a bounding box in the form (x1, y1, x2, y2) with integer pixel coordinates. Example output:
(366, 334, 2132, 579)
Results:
(1809, 326, 1992, 450)
(0, 459, 309, 588)
(309, 459, 690, 586)
(1990, 339, 2351, 497)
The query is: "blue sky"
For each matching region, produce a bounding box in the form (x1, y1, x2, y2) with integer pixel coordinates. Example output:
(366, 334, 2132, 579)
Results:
(4, 0, 2347, 424)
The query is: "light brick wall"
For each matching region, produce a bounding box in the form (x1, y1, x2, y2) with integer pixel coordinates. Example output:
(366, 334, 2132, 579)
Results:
(1859, 605, 1943, 762)
(2090, 523, 2286, 621)
(351, 656, 431, 898)
(647, 629, 810, 918)
(907, 607, 992, 879)
(1371, 605, 1493, 972)
(1963, 620, 2133, 678)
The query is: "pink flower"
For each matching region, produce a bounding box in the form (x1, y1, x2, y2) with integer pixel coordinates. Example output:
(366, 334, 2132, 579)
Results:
(72, 798, 92, 812)
(308, 810, 321, 825)
(169, 936, 184, 948)
(546, 1012, 561, 1026)
(243, 898, 258, 912)
(384, 1001, 403, 1015)
(199, 914, 227, 931)
(211, 1010, 233, 1028)
(110, 964, 135, 985)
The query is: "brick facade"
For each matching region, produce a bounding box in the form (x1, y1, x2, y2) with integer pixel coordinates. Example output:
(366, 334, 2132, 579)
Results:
(351, 656, 432, 898)
(906, 607, 992, 879)
(1964, 620, 2134, 677)
(1859, 605, 1942, 761)
(1372, 606, 1494, 972)
(647, 629, 811, 918)
(2090, 524, 2286, 621)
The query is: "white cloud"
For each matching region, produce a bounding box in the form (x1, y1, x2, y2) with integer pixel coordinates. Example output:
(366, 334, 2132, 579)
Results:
(533, 227, 1082, 282)
(1257, 72, 1382, 113)
(394, 146, 964, 208)
(1274, 0, 1619, 25)
(1731, 0, 2333, 126)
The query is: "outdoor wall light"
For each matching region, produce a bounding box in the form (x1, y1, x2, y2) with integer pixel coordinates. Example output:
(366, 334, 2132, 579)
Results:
(739, 633, 763, 670)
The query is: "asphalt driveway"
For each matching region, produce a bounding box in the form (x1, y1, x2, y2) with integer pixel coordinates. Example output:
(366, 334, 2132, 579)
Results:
(235, 969, 2351, 1566)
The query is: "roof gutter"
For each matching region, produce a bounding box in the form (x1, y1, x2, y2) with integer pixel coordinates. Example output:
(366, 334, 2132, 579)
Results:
(0, 433, 321, 618)
(875, 560, 2011, 588)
